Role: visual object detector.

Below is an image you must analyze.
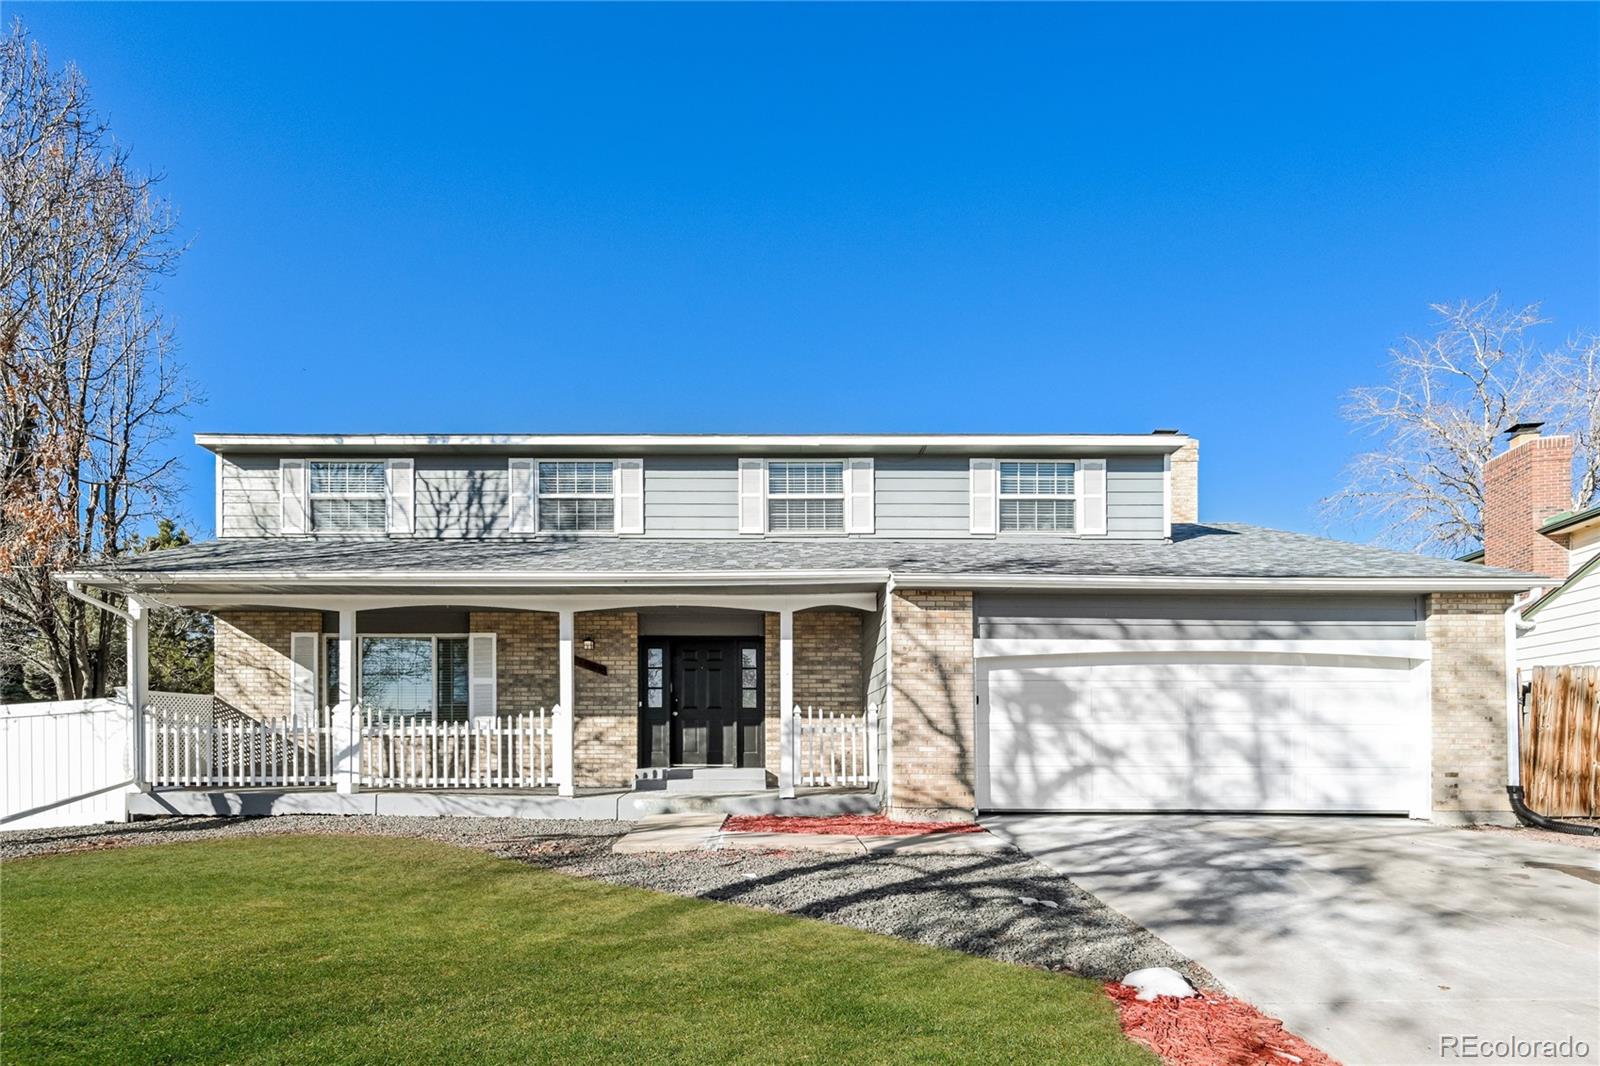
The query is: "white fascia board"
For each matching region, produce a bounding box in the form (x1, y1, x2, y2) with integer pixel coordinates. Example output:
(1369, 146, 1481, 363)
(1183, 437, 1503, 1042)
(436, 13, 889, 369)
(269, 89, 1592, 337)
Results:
(897, 572, 1543, 593)
(974, 638, 1433, 661)
(192, 433, 1194, 456)
(60, 566, 1538, 595)
(58, 568, 896, 591)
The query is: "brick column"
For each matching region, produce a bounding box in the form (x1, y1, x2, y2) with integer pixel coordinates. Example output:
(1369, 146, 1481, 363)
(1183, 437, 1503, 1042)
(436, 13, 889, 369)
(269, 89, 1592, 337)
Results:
(1426, 591, 1515, 823)
(572, 609, 638, 789)
(889, 589, 975, 822)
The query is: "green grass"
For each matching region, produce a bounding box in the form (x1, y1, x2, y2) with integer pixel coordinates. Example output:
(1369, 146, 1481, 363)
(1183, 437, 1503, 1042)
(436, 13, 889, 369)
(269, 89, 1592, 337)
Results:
(0, 835, 1153, 1065)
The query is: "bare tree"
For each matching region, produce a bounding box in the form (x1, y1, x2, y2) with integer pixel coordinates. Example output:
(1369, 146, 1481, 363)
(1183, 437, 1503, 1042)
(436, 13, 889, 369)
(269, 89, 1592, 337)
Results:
(1326, 295, 1599, 555)
(1, 20, 194, 698)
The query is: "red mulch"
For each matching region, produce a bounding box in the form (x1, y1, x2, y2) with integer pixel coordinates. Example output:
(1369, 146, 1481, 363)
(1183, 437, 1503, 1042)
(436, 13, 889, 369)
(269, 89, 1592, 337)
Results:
(721, 814, 984, 836)
(1106, 984, 1341, 1066)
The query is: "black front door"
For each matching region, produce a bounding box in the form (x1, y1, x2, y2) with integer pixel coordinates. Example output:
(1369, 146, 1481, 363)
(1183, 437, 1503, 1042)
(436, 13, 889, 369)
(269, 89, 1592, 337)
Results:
(639, 637, 763, 768)
(672, 641, 737, 765)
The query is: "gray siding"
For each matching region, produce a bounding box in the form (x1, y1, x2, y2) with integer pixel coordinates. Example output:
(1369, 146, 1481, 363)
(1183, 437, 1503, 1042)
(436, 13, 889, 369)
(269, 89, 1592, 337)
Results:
(974, 592, 1425, 642)
(1106, 455, 1165, 539)
(644, 456, 739, 537)
(220, 455, 280, 537)
(875, 457, 969, 536)
(415, 456, 509, 538)
(217, 451, 1173, 542)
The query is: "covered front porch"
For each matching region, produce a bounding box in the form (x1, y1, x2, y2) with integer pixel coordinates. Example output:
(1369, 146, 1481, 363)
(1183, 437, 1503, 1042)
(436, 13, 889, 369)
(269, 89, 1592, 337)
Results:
(116, 581, 889, 815)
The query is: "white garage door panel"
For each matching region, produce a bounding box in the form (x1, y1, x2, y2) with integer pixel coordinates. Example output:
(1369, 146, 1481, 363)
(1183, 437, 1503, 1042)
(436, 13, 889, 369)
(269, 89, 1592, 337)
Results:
(981, 654, 1422, 813)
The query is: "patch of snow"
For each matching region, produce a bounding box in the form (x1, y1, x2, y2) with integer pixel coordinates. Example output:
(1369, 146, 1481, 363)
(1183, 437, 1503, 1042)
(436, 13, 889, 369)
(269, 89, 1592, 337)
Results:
(1018, 895, 1059, 909)
(1121, 966, 1197, 1001)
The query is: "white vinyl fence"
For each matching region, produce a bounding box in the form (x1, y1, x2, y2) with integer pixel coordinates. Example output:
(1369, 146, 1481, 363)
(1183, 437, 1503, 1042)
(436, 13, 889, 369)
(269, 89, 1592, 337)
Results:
(1, 697, 135, 830)
(793, 703, 879, 788)
(359, 707, 556, 789)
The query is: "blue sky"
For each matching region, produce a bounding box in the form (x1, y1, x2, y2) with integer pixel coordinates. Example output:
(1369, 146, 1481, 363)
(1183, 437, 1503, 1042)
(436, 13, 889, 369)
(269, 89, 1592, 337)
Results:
(13, 3, 1599, 543)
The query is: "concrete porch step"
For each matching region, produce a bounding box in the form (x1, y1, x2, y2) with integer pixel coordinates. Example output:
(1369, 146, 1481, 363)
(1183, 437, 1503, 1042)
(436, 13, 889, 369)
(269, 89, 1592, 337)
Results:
(632, 766, 771, 794)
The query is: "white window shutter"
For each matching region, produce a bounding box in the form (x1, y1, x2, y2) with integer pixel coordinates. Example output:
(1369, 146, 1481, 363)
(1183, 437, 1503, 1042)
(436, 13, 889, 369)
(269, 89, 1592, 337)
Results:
(846, 457, 875, 533)
(738, 458, 765, 534)
(969, 458, 997, 535)
(468, 633, 497, 721)
(386, 458, 415, 535)
(508, 459, 535, 534)
(617, 458, 645, 535)
(290, 632, 317, 724)
(280, 459, 308, 535)
(1080, 458, 1107, 535)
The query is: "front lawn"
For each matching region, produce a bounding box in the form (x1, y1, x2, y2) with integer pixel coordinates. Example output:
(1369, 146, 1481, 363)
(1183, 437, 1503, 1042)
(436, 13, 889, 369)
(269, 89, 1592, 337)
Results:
(1, 835, 1153, 1065)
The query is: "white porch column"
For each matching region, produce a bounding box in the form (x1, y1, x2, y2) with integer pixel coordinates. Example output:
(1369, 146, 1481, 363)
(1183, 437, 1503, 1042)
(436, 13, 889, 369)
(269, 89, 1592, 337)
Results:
(558, 608, 576, 797)
(125, 595, 149, 790)
(778, 607, 795, 799)
(334, 607, 359, 794)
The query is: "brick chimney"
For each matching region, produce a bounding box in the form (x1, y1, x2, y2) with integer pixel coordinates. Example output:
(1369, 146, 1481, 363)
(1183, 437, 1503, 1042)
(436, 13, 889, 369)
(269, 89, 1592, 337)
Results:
(1482, 422, 1572, 580)
(1162, 433, 1198, 525)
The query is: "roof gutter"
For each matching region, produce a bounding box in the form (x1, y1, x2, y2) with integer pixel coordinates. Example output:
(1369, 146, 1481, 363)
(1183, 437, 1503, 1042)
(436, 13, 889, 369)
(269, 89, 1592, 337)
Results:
(894, 573, 1541, 593)
(58, 567, 1539, 595)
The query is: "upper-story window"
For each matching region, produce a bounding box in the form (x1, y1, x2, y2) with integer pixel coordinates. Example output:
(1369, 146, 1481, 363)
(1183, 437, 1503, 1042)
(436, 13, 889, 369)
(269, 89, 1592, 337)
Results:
(767, 461, 845, 533)
(999, 460, 1078, 533)
(309, 461, 388, 533)
(538, 461, 615, 533)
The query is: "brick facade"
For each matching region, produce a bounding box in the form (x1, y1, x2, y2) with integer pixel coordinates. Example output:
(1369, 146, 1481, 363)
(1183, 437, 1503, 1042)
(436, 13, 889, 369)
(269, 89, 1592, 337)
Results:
(572, 610, 639, 789)
(888, 589, 975, 821)
(469, 610, 558, 714)
(1170, 438, 1199, 525)
(1482, 433, 1572, 580)
(213, 610, 324, 721)
(1426, 591, 1514, 821)
(760, 610, 864, 773)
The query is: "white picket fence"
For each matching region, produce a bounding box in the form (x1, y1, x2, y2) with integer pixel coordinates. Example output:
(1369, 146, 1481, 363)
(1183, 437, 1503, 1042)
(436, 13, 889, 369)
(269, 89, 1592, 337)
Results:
(147, 701, 334, 788)
(793, 703, 879, 787)
(359, 707, 556, 789)
(1, 697, 136, 830)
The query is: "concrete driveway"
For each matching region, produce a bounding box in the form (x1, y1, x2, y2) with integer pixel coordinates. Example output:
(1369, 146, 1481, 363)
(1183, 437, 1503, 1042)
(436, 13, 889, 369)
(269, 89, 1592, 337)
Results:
(983, 815, 1600, 1066)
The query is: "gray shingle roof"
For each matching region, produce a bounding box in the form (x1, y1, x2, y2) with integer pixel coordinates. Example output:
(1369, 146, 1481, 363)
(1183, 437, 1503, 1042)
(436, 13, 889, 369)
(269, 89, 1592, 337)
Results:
(86, 523, 1536, 584)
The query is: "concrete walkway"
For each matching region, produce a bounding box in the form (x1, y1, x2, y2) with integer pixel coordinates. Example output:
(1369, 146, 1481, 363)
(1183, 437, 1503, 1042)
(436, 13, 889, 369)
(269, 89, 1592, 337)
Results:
(613, 813, 1012, 856)
(984, 814, 1600, 1066)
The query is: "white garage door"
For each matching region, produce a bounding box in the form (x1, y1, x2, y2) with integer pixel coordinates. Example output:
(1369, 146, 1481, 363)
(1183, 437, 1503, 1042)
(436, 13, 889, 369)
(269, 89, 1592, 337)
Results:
(979, 655, 1423, 813)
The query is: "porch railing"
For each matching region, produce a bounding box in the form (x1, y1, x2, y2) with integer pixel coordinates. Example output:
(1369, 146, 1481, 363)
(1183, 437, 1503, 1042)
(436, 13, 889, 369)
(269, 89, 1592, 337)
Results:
(793, 703, 879, 788)
(358, 706, 556, 790)
(147, 699, 334, 788)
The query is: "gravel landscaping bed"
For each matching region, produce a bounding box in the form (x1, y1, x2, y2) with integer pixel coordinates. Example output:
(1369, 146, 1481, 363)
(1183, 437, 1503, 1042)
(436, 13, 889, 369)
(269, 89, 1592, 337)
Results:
(2, 815, 1203, 985)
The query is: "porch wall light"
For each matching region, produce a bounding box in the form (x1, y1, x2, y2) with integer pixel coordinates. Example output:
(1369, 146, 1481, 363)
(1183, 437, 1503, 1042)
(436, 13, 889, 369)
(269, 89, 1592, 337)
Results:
(581, 637, 595, 651)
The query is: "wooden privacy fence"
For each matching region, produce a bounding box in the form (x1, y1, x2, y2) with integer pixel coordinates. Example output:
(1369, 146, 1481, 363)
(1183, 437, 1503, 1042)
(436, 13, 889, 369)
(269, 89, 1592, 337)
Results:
(359, 707, 556, 789)
(1521, 665, 1600, 818)
(793, 704, 879, 788)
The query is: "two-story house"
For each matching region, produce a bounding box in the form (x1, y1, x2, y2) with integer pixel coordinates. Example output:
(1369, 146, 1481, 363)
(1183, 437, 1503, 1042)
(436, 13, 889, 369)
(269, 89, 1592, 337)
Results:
(66, 431, 1539, 823)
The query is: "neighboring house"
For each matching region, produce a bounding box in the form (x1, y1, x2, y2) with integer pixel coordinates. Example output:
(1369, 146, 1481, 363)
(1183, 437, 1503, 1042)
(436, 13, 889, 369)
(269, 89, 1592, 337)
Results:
(1467, 422, 1600, 671)
(65, 431, 1539, 824)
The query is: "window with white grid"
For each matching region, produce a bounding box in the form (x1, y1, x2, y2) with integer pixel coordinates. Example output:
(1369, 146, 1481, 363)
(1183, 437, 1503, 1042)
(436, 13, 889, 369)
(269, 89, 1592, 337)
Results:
(308, 461, 387, 533)
(537, 461, 615, 532)
(998, 460, 1078, 533)
(767, 461, 845, 532)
